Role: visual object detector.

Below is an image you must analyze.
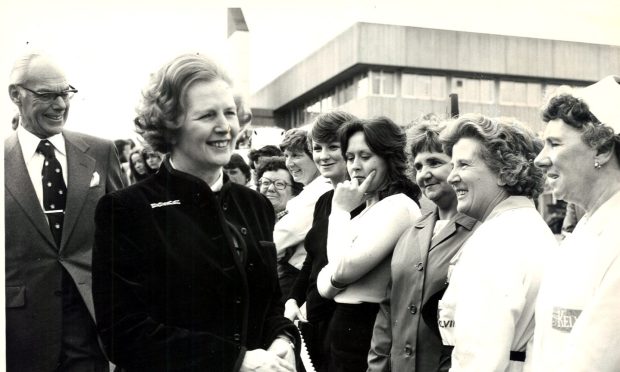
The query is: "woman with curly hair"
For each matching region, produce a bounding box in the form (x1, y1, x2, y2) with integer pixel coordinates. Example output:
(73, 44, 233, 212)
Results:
(367, 119, 479, 372)
(316, 116, 421, 372)
(533, 76, 620, 372)
(92, 53, 300, 372)
(436, 114, 557, 372)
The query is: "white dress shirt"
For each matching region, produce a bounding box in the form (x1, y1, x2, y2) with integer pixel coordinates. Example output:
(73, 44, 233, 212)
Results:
(17, 125, 68, 213)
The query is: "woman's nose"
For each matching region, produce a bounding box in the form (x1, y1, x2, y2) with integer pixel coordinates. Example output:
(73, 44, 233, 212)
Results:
(421, 166, 433, 179)
(214, 114, 231, 134)
(320, 148, 329, 160)
(534, 146, 550, 169)
(285, 156, 294, 168)
(447, 167, 459, 185)
(267, 183, 279, 192)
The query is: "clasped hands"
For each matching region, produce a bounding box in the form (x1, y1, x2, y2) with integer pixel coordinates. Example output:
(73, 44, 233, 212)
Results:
(240, 336, 296, 372)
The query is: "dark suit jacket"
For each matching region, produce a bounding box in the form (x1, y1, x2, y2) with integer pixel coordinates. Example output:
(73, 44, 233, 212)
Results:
(368, 210, 478, 372)
(4, 130, 124, 372)
(92, 160, 300, 372)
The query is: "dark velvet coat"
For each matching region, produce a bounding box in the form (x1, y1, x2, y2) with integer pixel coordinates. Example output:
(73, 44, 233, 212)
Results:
(93, 160, 299, 372)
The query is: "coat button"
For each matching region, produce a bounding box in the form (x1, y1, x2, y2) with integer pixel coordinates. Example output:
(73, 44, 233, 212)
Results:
(54, 290, 62, 297)
(415, 262, 423, 271)
(240, 227, 248, 235)
(409, 305, 417, 314)
(404, 345, 412, 356)
(233, 333, 241, 342)
(222, 203, 228, 211)
(235, 297, 242, 304)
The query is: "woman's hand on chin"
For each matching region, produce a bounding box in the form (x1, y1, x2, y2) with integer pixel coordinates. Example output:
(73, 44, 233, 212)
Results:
(332, 170, 376, 212)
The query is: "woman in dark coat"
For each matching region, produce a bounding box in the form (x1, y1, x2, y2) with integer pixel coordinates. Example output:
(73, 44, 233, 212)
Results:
(92, 53, 299, 372)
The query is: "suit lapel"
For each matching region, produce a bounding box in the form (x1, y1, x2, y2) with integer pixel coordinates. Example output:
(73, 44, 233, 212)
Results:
(61, 133, 95, 250)
(430, 212, 477, 251)
(430, 218, 457, 251)
(5, 133, 57, 247)
(415, 210, 436, 265)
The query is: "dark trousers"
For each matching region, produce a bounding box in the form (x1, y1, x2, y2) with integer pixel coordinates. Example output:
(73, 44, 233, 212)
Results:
(299, 318, 331, 372)
(278, 262, 300, 301)
(57, 269, 108, 372)
(327, 302, 379, 372)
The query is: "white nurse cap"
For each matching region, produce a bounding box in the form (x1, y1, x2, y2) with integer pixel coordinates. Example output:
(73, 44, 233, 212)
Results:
(575, 76, 620, 134)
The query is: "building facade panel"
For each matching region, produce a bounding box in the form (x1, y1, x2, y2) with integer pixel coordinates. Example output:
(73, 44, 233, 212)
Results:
(252, 22, 619, 131)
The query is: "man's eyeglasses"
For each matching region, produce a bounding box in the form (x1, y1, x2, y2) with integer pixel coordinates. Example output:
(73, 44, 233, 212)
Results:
(18, 84, 78, 102)
(258, 177, 291, 190)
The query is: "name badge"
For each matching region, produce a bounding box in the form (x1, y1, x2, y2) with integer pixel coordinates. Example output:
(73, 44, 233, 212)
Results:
(551, 307, 582, 333)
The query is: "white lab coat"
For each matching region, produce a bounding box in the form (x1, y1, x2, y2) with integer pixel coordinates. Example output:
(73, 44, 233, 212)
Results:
(439, 196, 557, 372)
(532, 190, 620, 372)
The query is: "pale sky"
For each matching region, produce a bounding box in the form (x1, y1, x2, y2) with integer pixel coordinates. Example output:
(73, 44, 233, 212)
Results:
(1, 0, 619, 141)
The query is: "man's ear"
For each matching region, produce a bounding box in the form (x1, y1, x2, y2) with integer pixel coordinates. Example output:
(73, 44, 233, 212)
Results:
(8, 84, 21, 105)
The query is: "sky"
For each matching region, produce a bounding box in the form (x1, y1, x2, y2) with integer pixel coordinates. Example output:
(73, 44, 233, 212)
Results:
(1, 0, 619, 141)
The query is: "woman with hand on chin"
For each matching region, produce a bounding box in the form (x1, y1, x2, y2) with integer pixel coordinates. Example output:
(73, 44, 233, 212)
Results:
(317, 116, 421, 372)
(93, 53, 299, 372)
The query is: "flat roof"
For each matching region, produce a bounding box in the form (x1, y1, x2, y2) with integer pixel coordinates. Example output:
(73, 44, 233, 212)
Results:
(252, 22, 620, 110)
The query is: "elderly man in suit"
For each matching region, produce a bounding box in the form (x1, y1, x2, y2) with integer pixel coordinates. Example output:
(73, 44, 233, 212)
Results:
(5, 52, 124, 372)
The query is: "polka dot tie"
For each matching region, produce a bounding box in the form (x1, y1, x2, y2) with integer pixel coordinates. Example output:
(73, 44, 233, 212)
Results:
(37, 139, 67, 248)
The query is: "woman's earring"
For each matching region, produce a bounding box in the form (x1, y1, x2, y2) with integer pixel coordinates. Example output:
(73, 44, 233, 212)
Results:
(594, 160, 602, 169)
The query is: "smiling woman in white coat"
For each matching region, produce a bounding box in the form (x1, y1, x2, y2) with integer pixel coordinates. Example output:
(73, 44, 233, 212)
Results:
(532, 76, 620, 372)
(437, 114, 557, 372)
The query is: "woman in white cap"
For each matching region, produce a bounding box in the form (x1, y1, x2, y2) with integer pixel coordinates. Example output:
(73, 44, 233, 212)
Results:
(533, 75, 620, 372)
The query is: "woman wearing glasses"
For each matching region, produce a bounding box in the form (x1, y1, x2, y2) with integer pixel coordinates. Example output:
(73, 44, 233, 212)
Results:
(257, 156, 303, 219)
(92, 53, 300, 372)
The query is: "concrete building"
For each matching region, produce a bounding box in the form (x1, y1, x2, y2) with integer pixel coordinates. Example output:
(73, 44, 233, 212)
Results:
(252, 22, 620, 132)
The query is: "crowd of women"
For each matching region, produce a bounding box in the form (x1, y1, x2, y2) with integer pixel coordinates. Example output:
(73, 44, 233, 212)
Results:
(92, 52, 620, 372)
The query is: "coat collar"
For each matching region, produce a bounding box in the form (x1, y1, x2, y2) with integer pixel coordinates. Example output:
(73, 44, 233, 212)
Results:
(415, 208, 478, 256)
(155, 157, 234, 199)
(486, 196, 534, 222)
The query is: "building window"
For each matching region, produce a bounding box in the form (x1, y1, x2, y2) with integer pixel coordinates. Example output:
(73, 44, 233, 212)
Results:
(357, 73, 369, 98)
(370, 70, 395, 96)
(451, 77, 495, 103)
(344, 80, 356, 102)
(402, 74, 447, 100)
(500, 81, 541, 106)
(527, 83, 542, 107)
(479, 79, 495, 103)
(321, 95, 333, 112)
